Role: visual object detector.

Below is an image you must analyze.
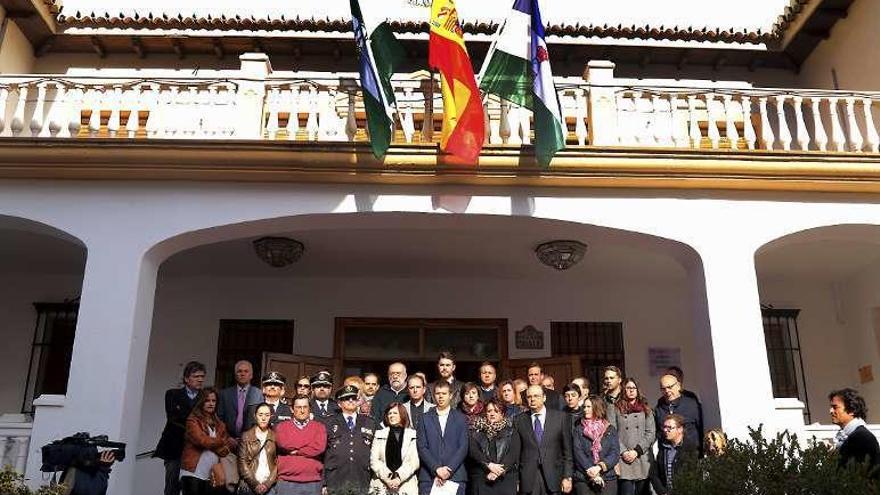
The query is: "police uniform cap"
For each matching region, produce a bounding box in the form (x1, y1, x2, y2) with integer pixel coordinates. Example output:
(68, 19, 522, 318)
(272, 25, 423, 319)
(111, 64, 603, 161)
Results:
(261, 371, 286, 386)
(335, 384, 359, 401)
(311, 370, 333, 387)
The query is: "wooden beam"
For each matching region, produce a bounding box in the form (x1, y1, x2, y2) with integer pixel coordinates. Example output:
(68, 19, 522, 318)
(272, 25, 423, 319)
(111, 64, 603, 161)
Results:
(713, 55, 727, 71)
(676, 51, 689, 70)
(803, 28, 831, 40)
(212, 38, 225, 59)
(747, 57, 763, 72)
(90, 36, 106, 58)
(35, 34, 54, 57)
(252, 39, 266, 54)
(819, 7, 849, 19)
(638, 51, 651, 69)
(171, 38, 185, 59)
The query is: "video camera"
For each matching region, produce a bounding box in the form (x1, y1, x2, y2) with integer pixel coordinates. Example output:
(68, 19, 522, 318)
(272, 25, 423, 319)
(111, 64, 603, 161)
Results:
(41, 432, 126, 472)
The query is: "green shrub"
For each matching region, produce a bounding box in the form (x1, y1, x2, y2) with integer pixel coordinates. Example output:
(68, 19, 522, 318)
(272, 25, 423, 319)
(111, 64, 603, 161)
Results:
(674, 426, 879, 495)
(0, 466, 69, 495)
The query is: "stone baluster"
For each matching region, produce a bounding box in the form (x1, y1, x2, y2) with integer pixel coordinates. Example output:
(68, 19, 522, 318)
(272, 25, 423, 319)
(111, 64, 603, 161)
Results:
(758, 97, 774, 150)
(774, 95, 792, 151)
(166, 86, 181, 137)
(402, 87, 415, 144)
(574, 89, 588, 146)
(487, 97, 501, 145)
(482, 99, 491, 146)
(863, 98, 879, 153)
(499, 99, 511, 144)
(520, 107, 532, 145)
(616, 91, 632, 146)
(181, 86, 196, 137)
(632, 92, 653, 145)
(317, 90, 338, 140)
(126, 86, 142, 138)
(204, 86, 220, 137)
(792, 95, 809, 150)
(0, 87, 8, 134)
(87, 87, 103, 137)
(705, 93, 720, 149)
(828, 97, 846, 152)
(11, 84, 29, 136)
(30, 83, 47, 137)
(508, 105, 522, 145)
(810, 97, 828, 152)
(285, 86, 300, 140)
(305, 86, 319, 141)
(669, 95, 687, 147)
(15, 436, 29, 473)
(845, 97, 863, 152)
(345, 88, 358, 142)
(67, 87, 83, 138)
(721, 94, 739, 150)
(265, 87, 280, 139)
(48, 83, 68, 137)
(144, 85, 160, 138)
(687, 95, 701, 148)
(651, 94, 672, 146)
(107, 87, 122, 137)
(740, 95, 756, 150)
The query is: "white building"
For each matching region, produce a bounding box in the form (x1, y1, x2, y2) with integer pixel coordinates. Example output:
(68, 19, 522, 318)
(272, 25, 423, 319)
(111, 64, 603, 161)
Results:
(0, 0, 879, 493)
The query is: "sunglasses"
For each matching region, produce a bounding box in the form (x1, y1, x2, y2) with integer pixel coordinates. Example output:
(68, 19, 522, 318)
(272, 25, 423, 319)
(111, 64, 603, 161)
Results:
(296, 384, 311, 388)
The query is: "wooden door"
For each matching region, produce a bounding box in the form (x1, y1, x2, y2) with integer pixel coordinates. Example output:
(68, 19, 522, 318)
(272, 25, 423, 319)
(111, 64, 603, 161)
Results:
(262, 352, 342, 399)
(504, 355, 582, 388)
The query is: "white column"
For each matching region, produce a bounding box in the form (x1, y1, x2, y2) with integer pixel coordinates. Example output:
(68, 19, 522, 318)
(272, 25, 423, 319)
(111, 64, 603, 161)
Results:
(25, 244, 159, 493)
(584, 60, 618, 146)
(691, 241, 776, 439)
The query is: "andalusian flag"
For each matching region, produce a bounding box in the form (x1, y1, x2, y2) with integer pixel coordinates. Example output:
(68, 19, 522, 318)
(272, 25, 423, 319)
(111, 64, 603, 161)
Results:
(429, 0, 485, 163)
(350, 0, 405, 158)
(479, 0, 565, 166)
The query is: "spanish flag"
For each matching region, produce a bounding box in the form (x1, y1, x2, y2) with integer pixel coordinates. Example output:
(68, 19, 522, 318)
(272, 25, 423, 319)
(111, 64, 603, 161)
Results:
(429, 0, 485, 163)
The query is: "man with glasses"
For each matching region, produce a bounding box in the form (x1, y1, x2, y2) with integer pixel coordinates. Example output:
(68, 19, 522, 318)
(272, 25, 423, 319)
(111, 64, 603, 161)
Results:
(655, 373, 703, 455)
(372, 362, 410, 426)
(649, 414, 696, 494)
(244, 371, 293, 430)
(310, 370, 340, 422)
(323, 384, 378, 494)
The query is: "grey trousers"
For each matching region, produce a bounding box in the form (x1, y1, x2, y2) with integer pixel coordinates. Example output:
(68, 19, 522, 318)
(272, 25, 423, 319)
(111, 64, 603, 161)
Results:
(275, 480, 322, 495)
(164, 459, 181, 495)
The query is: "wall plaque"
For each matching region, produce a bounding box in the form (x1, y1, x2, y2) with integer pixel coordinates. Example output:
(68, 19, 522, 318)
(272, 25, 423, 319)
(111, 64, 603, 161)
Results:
(515, 325, 544, 350)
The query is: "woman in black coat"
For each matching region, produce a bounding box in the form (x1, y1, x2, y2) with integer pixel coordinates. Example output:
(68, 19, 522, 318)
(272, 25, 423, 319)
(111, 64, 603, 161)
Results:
(572, 396, 620, 494)
(467, 398, 521, 495)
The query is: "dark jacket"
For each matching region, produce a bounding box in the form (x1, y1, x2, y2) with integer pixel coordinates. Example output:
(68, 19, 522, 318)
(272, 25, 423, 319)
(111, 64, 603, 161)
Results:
(416, 408, 469, 491)
(839, 424, 880, 475)
(521, 387, 563, 411)
(154, 387, 198, 461)
(310, 399, 341, 423)
(516, 408, 573, 492)
(427, 379, 464, 409)
(648, 440, 697, 495)
(244, 400, 293, 431)
(323, 413, 378, 492)
(479, 385, 498, 404)
(654, 395, 703, 454)
(372, 384, 409, 425)
(571, 422, 619, 483)
(237, 426, 278, 491)
(468, 422, 520, 494)
(217, 384, 263, 438)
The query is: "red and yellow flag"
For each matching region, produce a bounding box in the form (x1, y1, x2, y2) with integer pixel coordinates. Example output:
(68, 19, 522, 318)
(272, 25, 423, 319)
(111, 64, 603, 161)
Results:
(429, 0, 485, 163)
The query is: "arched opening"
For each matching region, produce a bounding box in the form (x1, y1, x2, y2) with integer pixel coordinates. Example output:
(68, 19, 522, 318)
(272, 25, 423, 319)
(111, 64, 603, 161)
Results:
(134, 212, 709, 495)
(756, 224, 880, 436)
(0, 216, 86, 471)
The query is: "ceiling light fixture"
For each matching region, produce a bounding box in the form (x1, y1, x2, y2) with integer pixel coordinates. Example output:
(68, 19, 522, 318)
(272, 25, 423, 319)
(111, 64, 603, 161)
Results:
(253, 236, 304, 268)
(535, 240, 587, 270)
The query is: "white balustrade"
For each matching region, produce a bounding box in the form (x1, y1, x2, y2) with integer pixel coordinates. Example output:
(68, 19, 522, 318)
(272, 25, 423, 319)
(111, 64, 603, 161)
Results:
(810, 97, 827, 151)
(705, 93, 721, 149)
(574, 89, 588, 146)
(864, 98, 880, 153)
(845, 97, 864, 152)
(792, 96, 809, 151)
(0, 415, 33, 474)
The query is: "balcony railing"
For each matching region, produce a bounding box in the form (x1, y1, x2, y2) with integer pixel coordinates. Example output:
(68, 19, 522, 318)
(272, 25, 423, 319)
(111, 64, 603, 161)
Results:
(0, 414, 32, 474)
(0, 56, 877, 157)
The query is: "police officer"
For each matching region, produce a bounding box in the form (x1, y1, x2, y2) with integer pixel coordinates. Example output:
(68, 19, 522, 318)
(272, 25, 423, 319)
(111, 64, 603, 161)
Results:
(310, 370, 340, 422)
(244, 371, 293, 430)
(323, 385, 377, 495)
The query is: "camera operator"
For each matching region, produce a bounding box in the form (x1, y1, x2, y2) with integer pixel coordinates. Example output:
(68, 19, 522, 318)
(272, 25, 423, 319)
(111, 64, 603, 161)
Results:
(41, 432, 125, 495)
(62, 450, 117, 495)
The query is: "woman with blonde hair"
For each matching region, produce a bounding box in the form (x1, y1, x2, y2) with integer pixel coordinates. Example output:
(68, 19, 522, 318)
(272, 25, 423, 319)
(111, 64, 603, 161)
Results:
(704, 428, 728, 457)
(370, 402, 420, 494)
(496, 380, 525, 418)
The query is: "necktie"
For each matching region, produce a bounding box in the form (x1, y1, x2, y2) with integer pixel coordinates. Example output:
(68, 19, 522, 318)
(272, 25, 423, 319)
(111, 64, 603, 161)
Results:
(320, 403, 327, 416)
(533, 414, 544, 443)
(347, 415, 355, 431)
(235, 387, 246, 434)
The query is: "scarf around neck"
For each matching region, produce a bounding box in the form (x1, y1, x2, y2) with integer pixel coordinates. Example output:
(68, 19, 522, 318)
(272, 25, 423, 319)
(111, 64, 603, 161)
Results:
(582, 418, 609, 464)
(835, 417, 867, 449)
(473, 417, 511, 439)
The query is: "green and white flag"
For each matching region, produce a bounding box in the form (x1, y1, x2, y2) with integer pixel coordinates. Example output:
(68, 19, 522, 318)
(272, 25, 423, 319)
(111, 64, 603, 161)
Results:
(479, 0, 566, 166)
(350, 0, 405, 158)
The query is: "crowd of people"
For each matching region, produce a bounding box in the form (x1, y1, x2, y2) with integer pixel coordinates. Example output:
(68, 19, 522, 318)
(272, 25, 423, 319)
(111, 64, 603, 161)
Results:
(152, 354, 880, 495)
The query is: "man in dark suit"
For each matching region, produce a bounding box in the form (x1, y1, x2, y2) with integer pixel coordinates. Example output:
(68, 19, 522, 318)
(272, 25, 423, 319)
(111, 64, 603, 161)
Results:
(217, 360, 263, 439)
(310, 370, 340, 423)
(154, 361, 206, 495)
(830, 388, 880, 475)
(417, 380, 469, 495)
(323, 385, 378, 494)
(521, 363, 563, 411)
(517, 384, 573, 495)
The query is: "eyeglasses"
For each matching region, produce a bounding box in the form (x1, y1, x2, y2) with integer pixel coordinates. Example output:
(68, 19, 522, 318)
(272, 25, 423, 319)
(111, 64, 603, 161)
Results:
(313, 384, 331, 389)
(660, 382, 679, 391)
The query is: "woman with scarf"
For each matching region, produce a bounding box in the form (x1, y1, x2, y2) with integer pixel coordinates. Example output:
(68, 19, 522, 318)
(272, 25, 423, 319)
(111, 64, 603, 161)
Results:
(370, 402, 419, 494)
(615, 378, 655, 495)
(459, 382, 484, 428)
(572, 396, 620, 494)
(467, 398, 520, 495)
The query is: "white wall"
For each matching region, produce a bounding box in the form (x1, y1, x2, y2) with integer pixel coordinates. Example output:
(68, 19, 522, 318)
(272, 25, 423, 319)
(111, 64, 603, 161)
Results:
(0, 9, 35, 74)
(133, 273, 693, 495)
(0, 273, 84, 414)
(800, 0, 880, 91)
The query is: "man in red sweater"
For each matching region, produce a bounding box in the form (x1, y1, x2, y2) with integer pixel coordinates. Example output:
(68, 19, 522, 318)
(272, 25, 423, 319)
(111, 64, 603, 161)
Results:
(275, 395, 327, 495)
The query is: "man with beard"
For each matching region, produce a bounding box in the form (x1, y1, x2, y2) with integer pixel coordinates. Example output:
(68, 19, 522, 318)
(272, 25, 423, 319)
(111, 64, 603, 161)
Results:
(310, 370, 340, 422)
(360, 372, 381, 416)
(372, 362, 410, 426)
(427, 352, 463, 409)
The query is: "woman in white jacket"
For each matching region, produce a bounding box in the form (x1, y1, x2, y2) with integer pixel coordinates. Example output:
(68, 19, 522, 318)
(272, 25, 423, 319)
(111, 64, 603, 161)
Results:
(371, 402, 420, 495)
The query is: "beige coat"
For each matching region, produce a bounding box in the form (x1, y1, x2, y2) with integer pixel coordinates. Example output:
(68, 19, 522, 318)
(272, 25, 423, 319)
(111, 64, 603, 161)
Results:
(370, 427, 420, 495)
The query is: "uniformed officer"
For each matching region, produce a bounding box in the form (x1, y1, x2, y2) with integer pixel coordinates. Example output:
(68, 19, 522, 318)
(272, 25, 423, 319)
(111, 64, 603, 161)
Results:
(323, 384, 377, 495)
(244, 371, 293, 430)
(310, 370, 340, 422)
